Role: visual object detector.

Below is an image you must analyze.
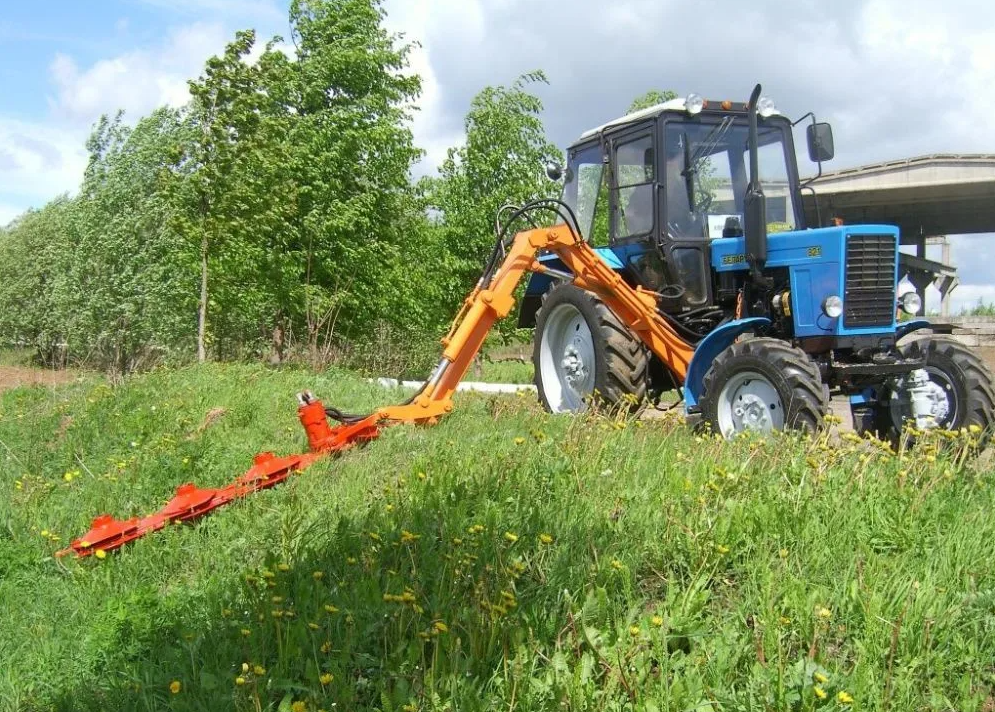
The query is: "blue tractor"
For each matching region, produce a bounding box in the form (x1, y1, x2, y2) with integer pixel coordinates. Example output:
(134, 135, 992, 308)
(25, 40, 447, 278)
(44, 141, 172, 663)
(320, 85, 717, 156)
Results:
(521, 85, 995, 438)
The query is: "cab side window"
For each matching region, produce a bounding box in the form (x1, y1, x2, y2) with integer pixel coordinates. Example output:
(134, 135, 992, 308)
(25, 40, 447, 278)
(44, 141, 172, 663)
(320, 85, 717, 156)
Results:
(613, 135, 655, 239)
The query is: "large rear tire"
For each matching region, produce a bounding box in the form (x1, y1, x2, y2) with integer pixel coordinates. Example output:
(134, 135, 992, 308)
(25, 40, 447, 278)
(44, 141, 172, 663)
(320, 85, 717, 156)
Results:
(878, 337, 995, 442)
(699, 338, 828, 438)
(533, 284, 649, 413)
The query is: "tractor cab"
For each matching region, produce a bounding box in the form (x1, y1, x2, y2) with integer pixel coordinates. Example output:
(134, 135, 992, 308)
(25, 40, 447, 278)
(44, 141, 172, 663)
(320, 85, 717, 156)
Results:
(556, 96, 803, 313)
(521, 93, 811, 337)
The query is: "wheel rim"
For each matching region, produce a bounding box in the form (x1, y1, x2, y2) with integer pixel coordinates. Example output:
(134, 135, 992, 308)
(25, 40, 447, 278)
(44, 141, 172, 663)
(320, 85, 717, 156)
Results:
(715, 370, 785, 437)
(538, 303, 596, 412)
(889, 366, 958, 430)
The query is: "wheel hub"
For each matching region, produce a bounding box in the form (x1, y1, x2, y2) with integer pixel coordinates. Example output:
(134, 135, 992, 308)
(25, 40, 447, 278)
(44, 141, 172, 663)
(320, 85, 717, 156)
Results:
(560, 344, 588, 386)
(890, 368, 953, 430)
(733, 393, 773, 430)
(715, 370, 785, 437)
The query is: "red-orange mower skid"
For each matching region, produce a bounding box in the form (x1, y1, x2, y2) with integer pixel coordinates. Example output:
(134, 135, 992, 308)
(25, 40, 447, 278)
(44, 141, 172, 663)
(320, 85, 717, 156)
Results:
(57, 395, 382, 559)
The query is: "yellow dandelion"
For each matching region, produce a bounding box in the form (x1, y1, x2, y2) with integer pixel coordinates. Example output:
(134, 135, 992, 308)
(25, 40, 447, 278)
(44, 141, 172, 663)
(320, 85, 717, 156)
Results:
(320, 641, 332, 654)
(291, 701, 307, 712)
(40, 529, 49, 537)
(813, 686, 827, 700)
(312, 570, 324, 580)
(94, 549, 107, 560)
(715, 544, 730, 555)
(277, 563, 290, 572)
(401, 530, 421, 543)
(628, 625, 641, 637)
(385, 504, 394, 513)
(816, 606, 832, 619)
(308, 622, 320, 630)
(432, 620, 448, 634)
(539, 533, 553, 545)
(235, 676, 246, 686)
(503, 531, 518, 543)
(169, 680, 181, 694)
(240, 628, 251, 637)
(271, 595, 283, 603)
(241, 662, 249, 673)
(778, 616, 791, 626)
(403, 705, 418, 712)
(651, 615, 664, 627)
(346, 556, 357, 565)
(837, 691, 854, 705)
(253, 665, 265, 676)
(368, 532, 382, 542)
(63, 472, 74, 482)
(778, 548, 788, 558)
(611, 559, 623, 570)
(813, 672, 828, 684)
(319, 672, 333, 685)
(417, 471, 427, 480)
(514, 437, 525, 445)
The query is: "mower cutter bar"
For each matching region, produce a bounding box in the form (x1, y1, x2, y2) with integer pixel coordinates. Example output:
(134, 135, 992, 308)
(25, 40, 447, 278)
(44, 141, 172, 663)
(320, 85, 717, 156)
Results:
(56, 395, 380, 558)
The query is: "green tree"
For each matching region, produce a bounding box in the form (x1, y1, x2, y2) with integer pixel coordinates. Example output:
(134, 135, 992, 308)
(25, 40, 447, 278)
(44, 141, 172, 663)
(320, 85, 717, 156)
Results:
(429, 71, 563, 308)
(184, 29, 277, 362)
(279, 0, 427, 349)
(627, 89, 678, 114)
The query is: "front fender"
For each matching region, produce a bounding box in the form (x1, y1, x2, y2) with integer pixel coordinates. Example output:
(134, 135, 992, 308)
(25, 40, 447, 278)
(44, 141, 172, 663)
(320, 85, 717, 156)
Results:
(683, 317, 771, 409)
(895, 319, 931, 342)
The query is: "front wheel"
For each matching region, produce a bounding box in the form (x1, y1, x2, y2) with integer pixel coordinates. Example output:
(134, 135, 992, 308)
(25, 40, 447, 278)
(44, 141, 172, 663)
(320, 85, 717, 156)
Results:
(699, 338, 829, 438)
(878, 337, 995, 441)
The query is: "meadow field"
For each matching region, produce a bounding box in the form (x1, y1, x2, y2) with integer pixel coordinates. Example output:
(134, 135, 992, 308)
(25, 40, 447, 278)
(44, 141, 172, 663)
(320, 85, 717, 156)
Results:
(1, 364, 993, 711)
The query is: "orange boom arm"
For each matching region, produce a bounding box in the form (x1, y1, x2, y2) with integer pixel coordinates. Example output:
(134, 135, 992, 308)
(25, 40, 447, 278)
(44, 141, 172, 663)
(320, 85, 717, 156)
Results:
(375, 223, 694, 425)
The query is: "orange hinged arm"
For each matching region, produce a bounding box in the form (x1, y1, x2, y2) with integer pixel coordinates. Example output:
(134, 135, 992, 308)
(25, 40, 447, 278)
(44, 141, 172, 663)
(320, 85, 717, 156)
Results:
(377, 224, 694, 425)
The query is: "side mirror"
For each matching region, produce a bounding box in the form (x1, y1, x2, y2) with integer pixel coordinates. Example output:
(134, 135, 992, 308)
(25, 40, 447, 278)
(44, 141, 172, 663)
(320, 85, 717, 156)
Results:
(807, 122, 835, 163)
(545, 162, 564, 181)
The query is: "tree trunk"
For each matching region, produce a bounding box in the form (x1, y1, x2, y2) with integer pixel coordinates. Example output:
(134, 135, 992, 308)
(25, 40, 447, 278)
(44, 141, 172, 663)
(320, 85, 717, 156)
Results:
(197, 232, 208, 363)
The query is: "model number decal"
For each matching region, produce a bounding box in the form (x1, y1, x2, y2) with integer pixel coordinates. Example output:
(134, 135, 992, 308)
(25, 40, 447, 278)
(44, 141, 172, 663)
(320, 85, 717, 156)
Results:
(721, 254, 746, 265)
(807, 246, 822, 257)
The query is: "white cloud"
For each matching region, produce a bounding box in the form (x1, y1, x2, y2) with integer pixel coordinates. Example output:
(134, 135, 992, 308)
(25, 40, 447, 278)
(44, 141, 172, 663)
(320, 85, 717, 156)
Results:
(0, 117, 88, 218)
(47, 21, 230, 124)
(383, 0, 467, 176)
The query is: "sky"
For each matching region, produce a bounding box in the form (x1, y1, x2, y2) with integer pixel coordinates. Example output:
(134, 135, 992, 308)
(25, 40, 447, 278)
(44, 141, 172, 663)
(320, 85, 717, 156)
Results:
(1, 0, 993, 312)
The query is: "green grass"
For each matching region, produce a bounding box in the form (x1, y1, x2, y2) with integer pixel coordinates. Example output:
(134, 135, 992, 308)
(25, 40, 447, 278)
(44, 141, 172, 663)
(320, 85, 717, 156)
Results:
(1, 364, 994, 711)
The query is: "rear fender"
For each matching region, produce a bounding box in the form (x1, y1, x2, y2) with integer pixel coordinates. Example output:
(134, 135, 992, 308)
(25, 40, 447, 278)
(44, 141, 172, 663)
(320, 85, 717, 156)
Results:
(683, 317, 771, 410)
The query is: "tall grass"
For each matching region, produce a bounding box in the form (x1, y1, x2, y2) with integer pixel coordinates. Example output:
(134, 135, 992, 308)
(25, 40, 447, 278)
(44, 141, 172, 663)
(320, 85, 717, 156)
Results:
(1, 365, 993, 711)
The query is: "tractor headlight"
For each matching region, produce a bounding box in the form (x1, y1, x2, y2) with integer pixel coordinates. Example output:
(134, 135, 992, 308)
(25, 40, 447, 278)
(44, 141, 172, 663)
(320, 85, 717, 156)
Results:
(757, 96, 777, 117)
(685, 93, 704, 115)
(900, 291, 922, 315)
(822, 295, 844, 319)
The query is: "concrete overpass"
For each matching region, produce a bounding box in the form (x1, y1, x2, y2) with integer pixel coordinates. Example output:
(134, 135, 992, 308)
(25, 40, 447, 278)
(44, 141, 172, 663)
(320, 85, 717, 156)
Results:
(802, 154, 995, 315)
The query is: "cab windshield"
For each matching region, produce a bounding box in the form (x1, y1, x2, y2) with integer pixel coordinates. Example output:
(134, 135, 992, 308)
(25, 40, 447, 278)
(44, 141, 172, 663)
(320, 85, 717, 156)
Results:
(663, 117, 798, 239)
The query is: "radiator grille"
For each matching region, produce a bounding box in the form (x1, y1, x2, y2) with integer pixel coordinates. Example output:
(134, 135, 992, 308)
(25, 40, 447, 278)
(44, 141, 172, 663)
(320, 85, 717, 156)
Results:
(844, 234, 896, 328)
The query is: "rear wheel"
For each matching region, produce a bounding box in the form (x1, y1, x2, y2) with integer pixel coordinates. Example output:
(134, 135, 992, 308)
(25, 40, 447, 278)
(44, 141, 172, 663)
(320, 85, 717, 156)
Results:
(699, 338, 828, 438)
(533, 284, 648, 413)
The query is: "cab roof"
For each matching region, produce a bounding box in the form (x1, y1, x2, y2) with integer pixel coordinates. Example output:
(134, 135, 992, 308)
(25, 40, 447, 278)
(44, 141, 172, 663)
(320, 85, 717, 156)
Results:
(576, 96, 783, 142)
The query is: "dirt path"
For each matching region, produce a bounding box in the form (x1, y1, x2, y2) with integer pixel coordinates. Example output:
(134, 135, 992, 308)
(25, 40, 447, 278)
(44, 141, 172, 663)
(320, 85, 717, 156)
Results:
(0, 366, 76, 393)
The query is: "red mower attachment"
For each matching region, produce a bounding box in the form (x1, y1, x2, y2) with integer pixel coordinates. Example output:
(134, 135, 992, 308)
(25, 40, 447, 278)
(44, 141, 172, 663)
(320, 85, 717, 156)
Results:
(57, 393, 381, 558)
